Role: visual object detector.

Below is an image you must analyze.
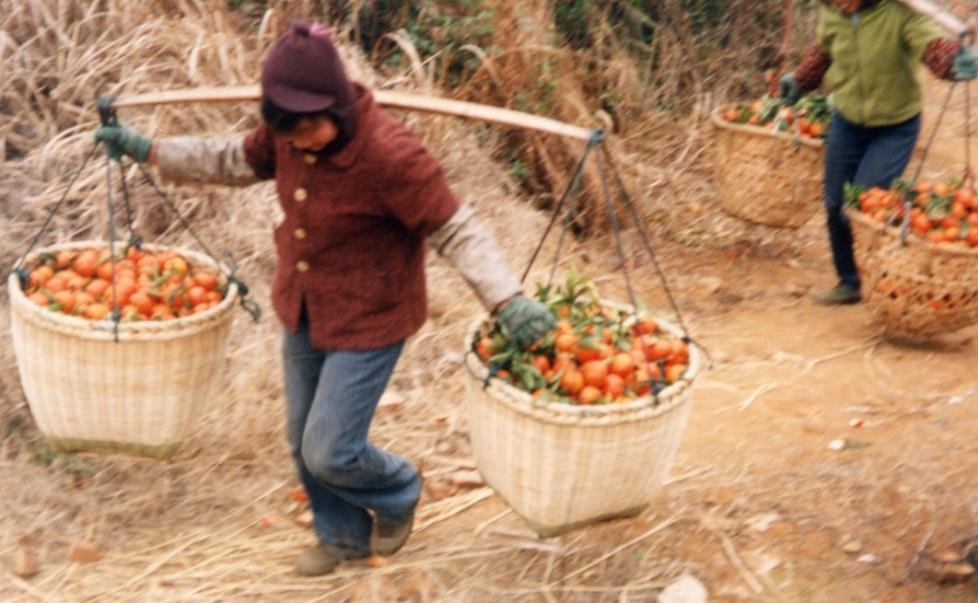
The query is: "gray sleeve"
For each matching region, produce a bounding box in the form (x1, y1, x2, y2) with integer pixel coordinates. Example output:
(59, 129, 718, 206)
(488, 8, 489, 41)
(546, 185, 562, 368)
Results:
(428, 204, 523, 310)
(154, 136, 261, 186)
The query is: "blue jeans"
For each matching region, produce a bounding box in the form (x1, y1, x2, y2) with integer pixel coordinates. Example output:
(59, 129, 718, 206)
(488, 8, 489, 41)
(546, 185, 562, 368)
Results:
(282, 313, 421, 557)
(823, 111, 921, 290)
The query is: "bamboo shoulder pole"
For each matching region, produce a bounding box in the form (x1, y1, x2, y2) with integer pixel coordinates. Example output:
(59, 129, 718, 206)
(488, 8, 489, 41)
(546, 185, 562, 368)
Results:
(896, 0, 971, 38)
(109, 85, 596, 142)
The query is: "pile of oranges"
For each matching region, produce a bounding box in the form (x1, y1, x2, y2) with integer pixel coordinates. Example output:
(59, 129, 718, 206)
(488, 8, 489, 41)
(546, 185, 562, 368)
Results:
(850, 180, 978, 248)
(474, 272, 689, 406)
(21, 245, 225, 321)
(721, 94, 829, 139)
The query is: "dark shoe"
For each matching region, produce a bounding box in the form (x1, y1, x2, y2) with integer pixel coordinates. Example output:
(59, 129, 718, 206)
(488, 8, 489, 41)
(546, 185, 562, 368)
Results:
(294, 542, 363, 577)
(812, 283, 861, 305)
(371, 506, 416, 556)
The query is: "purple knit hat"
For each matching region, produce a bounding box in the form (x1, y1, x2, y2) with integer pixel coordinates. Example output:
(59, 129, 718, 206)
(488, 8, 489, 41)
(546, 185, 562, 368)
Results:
(261, 21, 358, 145)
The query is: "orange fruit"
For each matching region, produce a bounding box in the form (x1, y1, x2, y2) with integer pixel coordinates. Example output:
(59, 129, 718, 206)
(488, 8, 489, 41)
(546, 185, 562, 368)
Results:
(73, 250, 99, 278)
(578, 386, 602, 405)
(29, 265, 54, 288)
(559, 370, 584, 395)
(580, 360, 609, 389)
(531, 355, 551, 374)
(605, 374, 625, 399)
(664, 364, 686, 383)
(610, 353, 635, 378)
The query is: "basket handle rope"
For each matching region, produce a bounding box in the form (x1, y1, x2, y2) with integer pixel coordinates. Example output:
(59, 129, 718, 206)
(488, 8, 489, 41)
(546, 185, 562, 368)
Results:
(897, 79, 963, 244)
(10, 144, 101, 286)
(497, 130, 710, 403)
(134, 162, 261, 323)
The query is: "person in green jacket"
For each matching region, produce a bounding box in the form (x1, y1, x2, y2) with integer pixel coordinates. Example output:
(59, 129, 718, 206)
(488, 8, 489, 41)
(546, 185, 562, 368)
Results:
(780, 0, 978, 304)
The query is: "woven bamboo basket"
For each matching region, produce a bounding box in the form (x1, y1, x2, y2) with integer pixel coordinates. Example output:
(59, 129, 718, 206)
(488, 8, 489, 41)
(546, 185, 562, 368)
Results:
(710, 106, 825, 229)
(8, 240, 238, 458)
(462, 304, 700, 537)
(848, 209, 978, 339)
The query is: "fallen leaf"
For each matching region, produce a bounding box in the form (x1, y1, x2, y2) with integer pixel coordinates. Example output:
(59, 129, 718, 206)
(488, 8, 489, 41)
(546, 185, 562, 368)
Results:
(69, 540, 101, 564)
(258, 514, 283, 529)
(289, 487, 309, 503)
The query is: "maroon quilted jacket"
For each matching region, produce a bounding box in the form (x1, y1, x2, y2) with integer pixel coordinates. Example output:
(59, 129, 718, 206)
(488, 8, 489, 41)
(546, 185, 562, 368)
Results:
(243, 84, 460, 349)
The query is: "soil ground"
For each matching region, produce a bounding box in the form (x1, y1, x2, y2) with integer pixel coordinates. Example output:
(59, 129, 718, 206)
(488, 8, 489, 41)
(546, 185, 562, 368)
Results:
(3, 73, 978, 603)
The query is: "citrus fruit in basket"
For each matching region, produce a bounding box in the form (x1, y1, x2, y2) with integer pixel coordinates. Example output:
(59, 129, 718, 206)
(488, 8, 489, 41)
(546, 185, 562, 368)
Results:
(473, 270, 689, 406)
(846, 179, 978, 248)
(21, 244, 226, 321)
(722, 94, 829, 140)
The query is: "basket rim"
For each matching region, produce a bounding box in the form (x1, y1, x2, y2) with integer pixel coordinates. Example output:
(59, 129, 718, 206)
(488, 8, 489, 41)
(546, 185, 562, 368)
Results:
(8, 239, 239, 340)
(710, 105, 824, 149)
(463, 300, 701, 425)
(847, 208, 978, 258)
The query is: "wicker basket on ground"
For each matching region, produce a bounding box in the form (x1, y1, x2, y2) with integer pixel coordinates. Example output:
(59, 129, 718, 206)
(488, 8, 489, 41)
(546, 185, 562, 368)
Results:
(8, 241, 238, 459)
(710, 106, 824, 229)
(848, 210, 978, 339)
(462, 303, 700, 537)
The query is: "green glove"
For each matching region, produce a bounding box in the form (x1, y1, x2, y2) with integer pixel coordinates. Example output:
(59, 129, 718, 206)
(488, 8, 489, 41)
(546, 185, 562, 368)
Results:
(952, 46, 978, 81)
(497, 294, 555, 350)
(94, 123, 152, 162)
(778, 73, 802, 106)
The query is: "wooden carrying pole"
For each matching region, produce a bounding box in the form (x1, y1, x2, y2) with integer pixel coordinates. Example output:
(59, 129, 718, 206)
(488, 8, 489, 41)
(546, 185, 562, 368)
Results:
(897, 0, 971, 38)
(109, 85, 596, 142)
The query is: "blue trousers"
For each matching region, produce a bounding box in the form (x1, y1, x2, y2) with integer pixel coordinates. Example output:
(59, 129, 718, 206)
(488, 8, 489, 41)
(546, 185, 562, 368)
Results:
(823, 111, 921, 290)
(282, 313, 421, 556)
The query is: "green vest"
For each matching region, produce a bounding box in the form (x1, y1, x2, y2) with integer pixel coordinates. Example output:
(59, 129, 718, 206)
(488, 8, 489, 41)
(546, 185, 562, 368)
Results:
(817, 0, 944, 126)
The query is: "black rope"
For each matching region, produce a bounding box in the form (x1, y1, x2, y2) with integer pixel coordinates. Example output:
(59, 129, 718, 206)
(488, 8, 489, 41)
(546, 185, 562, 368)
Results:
(520, 131, 602, 284)
(900, 81, 957, 244)
(593, 144, 639, 312)
(136, 164, 261, 323)
(965, 81, 973, 187)
(11, 144, 100, 285)
(117, 161, 142, 249)
(104, 155, 122, 342)
(599, 145, 701, 343)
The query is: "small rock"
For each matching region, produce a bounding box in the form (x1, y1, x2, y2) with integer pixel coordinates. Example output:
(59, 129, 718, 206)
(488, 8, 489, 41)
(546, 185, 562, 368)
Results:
(842, 540, 862, 554)
(378, 391, 406, 410)
(13, 548, 39, 578)
(827, 439, 846, 451)
(745, 512, 781, 533)
(296, 510, 314, 528)
(786, 258, 800, 268)
(68, 540, 101, 564)
(697, 276, 723, 295)
(658, 574, 708, 603)
(786, 281, 809, 297)
(857, 553, 879, 564)
(448, 469, 484, 489)
(849, 418, 864, 428)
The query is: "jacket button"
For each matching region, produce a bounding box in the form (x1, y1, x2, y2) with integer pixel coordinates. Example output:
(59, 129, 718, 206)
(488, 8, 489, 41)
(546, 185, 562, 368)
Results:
(294, 228, 306, 239)
(296, 260, 310, 272)
(303, 153, 317, 165)
(294, 188, 308, 202)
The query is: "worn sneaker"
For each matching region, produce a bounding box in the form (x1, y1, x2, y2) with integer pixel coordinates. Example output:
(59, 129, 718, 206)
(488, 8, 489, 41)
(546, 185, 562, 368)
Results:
(294, 542, 364, 577)
(812, 283, 861, 305)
